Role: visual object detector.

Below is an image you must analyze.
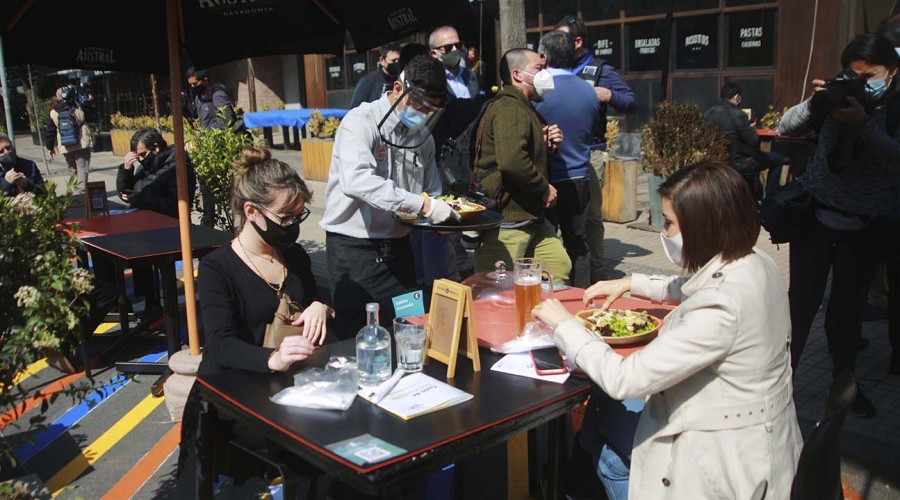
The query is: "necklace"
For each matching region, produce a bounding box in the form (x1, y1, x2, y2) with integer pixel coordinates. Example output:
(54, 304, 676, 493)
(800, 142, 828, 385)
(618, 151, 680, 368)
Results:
(236, 233, 287, 296)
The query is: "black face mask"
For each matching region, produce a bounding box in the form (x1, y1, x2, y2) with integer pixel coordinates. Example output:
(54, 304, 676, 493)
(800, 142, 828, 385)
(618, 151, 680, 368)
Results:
(190, 84, 206, 99)
(0, 151, 15, 167)
(251, 217, 300, 249)
(385, 62, 401, 79)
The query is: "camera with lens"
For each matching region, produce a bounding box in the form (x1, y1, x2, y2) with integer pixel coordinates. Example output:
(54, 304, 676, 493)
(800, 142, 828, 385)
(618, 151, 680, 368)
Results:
(812, 69, 868, 111)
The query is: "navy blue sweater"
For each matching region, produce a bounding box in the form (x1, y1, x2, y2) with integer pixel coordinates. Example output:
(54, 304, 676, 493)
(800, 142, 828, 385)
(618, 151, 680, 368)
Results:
(534, 69, 601, 182)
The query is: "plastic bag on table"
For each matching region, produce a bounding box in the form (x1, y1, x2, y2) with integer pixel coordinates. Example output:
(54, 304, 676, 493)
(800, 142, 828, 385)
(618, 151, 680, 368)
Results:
(490, 321, 556, 354)
(270, 356, 359, 411)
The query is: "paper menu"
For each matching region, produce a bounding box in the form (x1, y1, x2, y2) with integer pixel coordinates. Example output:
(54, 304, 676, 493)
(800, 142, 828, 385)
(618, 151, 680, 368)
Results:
(490, 353, 571, 384)
(358, 372, 473, 420)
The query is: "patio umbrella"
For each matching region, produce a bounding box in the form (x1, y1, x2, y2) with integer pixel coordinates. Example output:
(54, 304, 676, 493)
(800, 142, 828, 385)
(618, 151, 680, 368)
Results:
(311, 0, 479, 51)
(0, 0, 342, 355)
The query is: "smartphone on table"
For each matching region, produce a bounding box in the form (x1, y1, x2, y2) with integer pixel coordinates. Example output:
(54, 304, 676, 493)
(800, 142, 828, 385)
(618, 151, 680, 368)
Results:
(530, 347, 568, 376)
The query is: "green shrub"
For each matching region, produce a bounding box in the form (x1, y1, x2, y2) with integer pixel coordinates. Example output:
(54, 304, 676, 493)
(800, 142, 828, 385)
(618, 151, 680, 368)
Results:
(0, 183, 96, 468)
(188, 109, 255, 233)
(640, 101, 728, 178)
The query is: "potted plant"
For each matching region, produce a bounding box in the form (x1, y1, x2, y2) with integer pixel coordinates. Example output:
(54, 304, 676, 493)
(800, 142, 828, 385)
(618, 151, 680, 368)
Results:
(600, 119, 640, 223)
(0, 185, 96, 484)
(640, 101, 728, 230)
(300, 111, 340, 182)
(187, 110, 255, 234)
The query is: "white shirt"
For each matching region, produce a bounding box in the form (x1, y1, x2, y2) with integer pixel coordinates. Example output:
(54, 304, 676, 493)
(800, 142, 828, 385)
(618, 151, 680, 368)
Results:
(319, 94, 442, 239)
(445, 67, 471, 99)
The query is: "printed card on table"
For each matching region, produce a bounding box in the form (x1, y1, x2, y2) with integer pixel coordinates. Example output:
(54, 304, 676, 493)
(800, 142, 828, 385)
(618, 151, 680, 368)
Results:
(325, 434, 406, 466)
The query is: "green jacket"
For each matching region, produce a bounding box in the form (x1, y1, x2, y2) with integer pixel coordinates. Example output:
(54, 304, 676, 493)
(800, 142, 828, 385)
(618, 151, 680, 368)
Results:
(474, 86, 550, 222)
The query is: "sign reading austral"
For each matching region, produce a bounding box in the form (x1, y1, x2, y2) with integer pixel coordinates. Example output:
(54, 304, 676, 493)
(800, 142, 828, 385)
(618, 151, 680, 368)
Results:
(387, 7, 418, 33)
(197, 0, 278, 16)
(75, 47, 116, 67)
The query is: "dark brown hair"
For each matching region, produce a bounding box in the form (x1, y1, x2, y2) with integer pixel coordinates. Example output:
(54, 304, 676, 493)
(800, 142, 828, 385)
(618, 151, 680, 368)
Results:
(658, 160, 760, 272)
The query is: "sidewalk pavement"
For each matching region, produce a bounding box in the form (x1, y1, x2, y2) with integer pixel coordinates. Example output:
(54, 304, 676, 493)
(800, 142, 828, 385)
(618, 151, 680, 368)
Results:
(14, 133, 900, 498)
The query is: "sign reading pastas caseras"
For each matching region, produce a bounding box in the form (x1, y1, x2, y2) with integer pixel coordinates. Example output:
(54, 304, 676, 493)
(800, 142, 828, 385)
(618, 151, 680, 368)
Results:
(728, 10, 777, 67)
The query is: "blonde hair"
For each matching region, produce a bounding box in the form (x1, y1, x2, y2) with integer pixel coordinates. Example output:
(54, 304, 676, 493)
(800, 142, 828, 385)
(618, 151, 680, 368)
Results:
(231, 147, 312, 226)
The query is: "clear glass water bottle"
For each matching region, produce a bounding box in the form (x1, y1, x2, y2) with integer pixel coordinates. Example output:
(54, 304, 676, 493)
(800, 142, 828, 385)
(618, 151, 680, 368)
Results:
(356, 303, 392, 387)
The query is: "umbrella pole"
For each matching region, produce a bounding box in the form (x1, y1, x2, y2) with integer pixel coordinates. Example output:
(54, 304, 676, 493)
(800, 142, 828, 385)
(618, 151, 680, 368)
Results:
(166, 0, 201, 356)
(0, 37, 14, 146)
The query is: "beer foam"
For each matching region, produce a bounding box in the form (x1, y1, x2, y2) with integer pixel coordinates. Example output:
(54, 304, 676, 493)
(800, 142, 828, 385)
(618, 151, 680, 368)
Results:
(515, 276, 541, 285)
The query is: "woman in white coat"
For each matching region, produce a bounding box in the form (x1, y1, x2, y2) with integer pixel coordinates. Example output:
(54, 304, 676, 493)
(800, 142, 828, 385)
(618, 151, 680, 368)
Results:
(534, 160, 802, 499)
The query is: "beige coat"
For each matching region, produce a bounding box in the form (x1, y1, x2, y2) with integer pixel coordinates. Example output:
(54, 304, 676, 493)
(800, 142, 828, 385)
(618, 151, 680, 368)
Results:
(49, 107, 92, 154)
(555, 249, 802, 499)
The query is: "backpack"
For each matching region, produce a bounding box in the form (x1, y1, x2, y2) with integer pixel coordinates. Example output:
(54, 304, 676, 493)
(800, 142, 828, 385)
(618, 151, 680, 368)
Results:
(57, 107, 81, 147)
(436, 96, 498, 197)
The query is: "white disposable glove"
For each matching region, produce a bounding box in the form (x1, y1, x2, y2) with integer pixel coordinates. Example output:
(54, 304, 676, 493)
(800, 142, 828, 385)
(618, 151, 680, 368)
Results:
(424, 198, 461, 223)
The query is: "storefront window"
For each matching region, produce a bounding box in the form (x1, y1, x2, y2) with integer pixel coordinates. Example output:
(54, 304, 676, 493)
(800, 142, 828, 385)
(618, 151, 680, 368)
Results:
(542, 0, 577, 28)
(588, 25, 623, 69)
(626, 78, 661, 128)
(727, 9, 776, 68)
(627, 21, 667, 72)
(675, 15, 719, 70)
(626, 0, 667, 16)
(325, 56, 345, 91)
(672, 76, 718, 112)
(526, 0, 540, 28)
(674, 0, 718, 11)
(582, 0, 621, 21)
(730, 75, 774, 124)
(347, 52, 369, 88)
(526, 31, 541, 52)
(726, 0, 768, 5)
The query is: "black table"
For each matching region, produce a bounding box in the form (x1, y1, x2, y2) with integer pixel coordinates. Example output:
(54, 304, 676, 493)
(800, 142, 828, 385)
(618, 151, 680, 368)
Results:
(196, 340, 590, 497)
(80, 225, 231, 375)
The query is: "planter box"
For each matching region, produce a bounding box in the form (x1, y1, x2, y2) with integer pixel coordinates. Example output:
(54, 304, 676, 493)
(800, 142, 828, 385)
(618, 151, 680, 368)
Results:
(300, 138, 334, 181)
(601, 157, 639, 223)
(111, 129, 177, 156)
(93, 132, 112, 152)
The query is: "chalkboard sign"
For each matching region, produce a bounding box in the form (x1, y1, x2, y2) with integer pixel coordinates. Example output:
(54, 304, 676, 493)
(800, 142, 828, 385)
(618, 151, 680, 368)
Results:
(628, 21, 667, 72)
(675, 15, 718, 69)
(425, 279, 480, 379)
(84, 181, 109, 219)
(727, 10, 776, 68)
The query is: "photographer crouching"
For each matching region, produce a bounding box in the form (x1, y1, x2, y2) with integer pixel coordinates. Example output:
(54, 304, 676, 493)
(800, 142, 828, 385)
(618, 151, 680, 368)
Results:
(781, 34, 900, 417)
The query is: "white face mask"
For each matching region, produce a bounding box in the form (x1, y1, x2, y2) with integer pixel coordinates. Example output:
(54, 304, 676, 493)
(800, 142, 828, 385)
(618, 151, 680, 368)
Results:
(521, 69, 555, 98)
(660, 232, 684, 268)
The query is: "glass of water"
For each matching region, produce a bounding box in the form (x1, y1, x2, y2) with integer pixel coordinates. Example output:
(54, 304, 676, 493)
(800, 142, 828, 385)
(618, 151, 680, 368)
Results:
(393, 318, 427, 373)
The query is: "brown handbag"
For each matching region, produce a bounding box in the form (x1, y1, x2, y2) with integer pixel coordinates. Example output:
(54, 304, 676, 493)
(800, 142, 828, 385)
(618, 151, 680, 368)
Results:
(262, 293, 304, 349)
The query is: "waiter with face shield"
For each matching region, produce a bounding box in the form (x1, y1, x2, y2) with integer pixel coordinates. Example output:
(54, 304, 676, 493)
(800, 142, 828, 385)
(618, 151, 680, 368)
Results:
(320, 55, 459, 339)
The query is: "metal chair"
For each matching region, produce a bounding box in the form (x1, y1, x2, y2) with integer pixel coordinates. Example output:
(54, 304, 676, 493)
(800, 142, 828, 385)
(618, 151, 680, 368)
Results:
(790, 370, 857, 500)
(228, 439, 320, 499)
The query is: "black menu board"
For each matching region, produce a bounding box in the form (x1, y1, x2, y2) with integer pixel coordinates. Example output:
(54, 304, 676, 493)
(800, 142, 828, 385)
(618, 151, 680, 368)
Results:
(589, 24, 622, 68)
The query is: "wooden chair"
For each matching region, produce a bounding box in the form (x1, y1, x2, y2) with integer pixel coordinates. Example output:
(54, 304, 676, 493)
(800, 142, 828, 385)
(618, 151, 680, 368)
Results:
(790, 370, 857, 500)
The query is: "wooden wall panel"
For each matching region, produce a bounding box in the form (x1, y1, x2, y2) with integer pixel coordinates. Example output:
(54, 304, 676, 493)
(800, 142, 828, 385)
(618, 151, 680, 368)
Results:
(775, 0, 844, 108)
(303, 54, 327, 109)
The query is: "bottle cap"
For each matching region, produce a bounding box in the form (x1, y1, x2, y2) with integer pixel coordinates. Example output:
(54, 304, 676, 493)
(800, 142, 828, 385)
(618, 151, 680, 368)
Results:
(366, 302, 379, 312)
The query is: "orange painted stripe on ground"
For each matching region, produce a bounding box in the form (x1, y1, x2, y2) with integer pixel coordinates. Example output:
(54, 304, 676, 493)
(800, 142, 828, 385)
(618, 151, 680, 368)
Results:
(101, 423, 182, 500)
(0, 371, 84, 430)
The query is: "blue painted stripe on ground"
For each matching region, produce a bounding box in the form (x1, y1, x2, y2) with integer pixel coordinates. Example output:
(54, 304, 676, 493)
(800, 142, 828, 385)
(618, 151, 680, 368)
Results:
(14, 349, 168, 464)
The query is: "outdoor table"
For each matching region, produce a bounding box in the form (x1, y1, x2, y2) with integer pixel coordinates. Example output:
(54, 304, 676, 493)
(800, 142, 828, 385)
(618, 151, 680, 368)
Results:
(755, 128, 817, 186)
(195, 339, 591, 498)
(63, 211, 231, 376)
(243, 108, 349, 150)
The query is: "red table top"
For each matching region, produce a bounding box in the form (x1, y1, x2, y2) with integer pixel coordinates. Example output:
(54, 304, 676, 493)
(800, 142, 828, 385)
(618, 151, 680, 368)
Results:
(61, 210, 179, 238)
(472, 286, 674, 357)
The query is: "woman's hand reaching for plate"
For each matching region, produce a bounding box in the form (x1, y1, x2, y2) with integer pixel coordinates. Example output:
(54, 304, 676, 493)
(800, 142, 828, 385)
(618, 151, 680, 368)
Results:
(583, 277, 632, 309)
(531, 298, 575, 330)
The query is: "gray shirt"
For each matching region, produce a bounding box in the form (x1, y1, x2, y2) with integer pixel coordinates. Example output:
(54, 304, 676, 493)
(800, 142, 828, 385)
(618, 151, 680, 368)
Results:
(319, 94, 442, 239)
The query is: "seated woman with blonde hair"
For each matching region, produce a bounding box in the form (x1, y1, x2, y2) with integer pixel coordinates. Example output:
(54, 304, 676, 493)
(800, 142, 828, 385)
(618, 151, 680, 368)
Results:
(533, 160, 802, 498)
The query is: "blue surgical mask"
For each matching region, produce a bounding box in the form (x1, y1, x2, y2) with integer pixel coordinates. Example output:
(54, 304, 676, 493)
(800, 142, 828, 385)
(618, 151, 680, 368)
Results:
(398, 105, 429, 130)
(865, 73, 893, 102)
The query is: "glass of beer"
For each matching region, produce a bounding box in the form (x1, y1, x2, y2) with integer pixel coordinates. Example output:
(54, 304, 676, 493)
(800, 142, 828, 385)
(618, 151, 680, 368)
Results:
(514, 258, 553, 334)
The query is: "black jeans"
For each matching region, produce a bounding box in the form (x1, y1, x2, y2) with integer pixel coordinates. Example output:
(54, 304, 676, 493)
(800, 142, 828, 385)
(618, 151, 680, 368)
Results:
(547, 177, 592, 289)
(789, 216, 884, 374)
(326, 232, 417, 340)
(887, 221, 900, 365)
